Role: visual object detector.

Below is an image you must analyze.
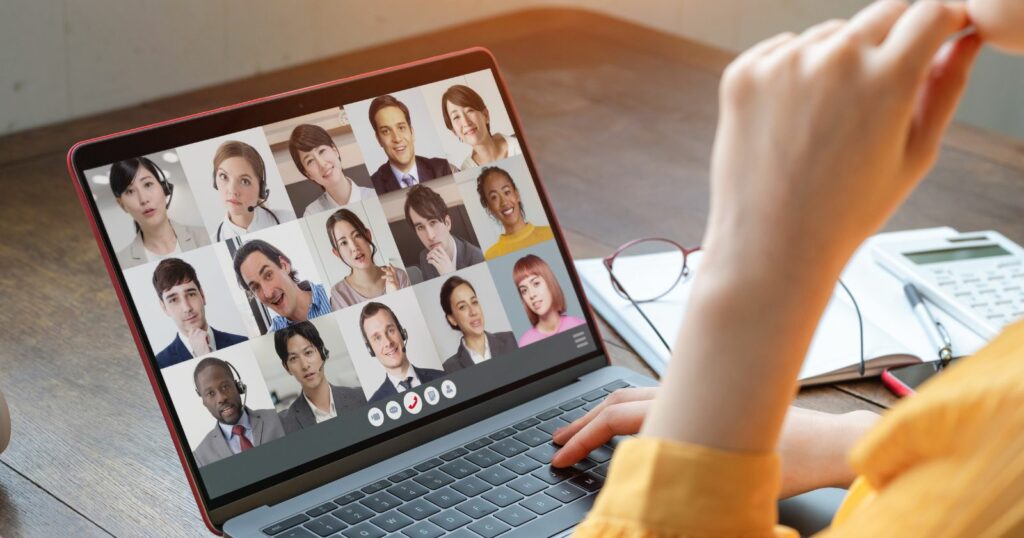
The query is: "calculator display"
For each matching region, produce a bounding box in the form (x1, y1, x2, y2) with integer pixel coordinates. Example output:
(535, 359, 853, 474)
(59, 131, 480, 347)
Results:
(904, 244, 1011, 265)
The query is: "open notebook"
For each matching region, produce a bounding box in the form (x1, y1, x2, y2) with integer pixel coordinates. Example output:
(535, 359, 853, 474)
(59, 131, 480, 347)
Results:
(576, 227, 988, 384)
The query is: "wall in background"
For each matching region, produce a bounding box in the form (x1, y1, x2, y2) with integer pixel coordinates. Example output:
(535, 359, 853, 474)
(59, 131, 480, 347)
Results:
(3, 0, 1022, 139)
(572, 0, 1024, 141)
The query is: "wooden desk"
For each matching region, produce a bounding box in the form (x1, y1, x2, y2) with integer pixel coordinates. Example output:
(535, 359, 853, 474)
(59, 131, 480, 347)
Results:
(1, 8, 1021, 536)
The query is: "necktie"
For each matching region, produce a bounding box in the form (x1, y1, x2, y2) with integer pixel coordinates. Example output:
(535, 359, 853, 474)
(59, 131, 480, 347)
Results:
(399, 377, 414, 391)
(232, 424, 253, 452)
(400, 174, 415, 188)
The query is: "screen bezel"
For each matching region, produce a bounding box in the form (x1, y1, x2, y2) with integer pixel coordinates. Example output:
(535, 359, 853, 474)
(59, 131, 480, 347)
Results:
(66, 47, 610, 530)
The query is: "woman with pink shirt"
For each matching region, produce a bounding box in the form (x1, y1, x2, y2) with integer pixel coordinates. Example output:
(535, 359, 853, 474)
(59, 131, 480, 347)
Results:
(512, 254, 584, 346)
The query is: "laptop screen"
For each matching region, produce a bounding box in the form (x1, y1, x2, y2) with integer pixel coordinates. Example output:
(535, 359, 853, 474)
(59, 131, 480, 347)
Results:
(72, 53, 601, 509)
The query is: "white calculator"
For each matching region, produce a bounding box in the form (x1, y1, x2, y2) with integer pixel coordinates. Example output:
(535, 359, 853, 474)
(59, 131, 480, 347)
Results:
(872, 230, 1024, 339)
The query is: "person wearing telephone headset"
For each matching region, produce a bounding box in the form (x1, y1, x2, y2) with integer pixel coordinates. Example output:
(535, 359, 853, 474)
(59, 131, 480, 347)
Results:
(274, 321, 367, 434)
(359, 302, 445, 404)
(326, 208, 411, 310)
(191, 356, 285, 467)
(211, 140, 283, 242)
(109, 156, 210, 270)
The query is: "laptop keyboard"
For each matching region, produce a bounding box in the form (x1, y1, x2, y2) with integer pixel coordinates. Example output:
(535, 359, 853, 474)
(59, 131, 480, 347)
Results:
(261, 380, 632, 538)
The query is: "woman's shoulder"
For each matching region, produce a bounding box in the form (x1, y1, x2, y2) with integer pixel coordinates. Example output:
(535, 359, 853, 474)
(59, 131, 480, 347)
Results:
(358, 185, 378, 200)
(170, 220, 212, 248)
(484, 241, 504, 260)
(330, 278, 364, 309)
(503, 133, 522, 156)
(518, 327, 544, 347)
(529, 225, 554, 240)
(393, 266, 412, 287)
(256, 205, 294, 228)
(303, 192, 332, 217)
(115, 233, 146, 269)
(560, 314, 586, 329)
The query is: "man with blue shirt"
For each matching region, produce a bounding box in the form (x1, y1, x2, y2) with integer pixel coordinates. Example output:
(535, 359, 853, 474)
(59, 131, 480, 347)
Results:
(233, 239, 332, 332)
(152, 258, 247, 369)
(191, 357, 285, 467)
(367, 94, 455, 193)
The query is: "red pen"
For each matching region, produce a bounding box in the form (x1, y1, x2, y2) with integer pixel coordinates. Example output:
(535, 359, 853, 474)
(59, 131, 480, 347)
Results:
(881, 369, 915, 398)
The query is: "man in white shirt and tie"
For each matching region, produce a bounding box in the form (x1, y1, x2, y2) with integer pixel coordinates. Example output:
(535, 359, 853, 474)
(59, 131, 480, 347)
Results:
(359, 302, 445, 403)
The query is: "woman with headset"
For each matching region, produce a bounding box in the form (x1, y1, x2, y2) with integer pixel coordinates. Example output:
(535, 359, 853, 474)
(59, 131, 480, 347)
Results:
(325, 208, 411, 309)
(109, 156, 210, 269)
(274, 321, 366, 434)
(212, 140, 283, 242)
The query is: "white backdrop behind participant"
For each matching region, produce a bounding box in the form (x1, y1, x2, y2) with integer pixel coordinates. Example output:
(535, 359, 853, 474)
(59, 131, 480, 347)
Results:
(412, 263, 514, 365)
(212, 220, 330, 337)
(251, 318, 364, 413)
(421, 70, 517, 168)
(123, 247, 247, 360)
(345, 89, 452, 181)
(304, 200, 404, 299)
(176, 127, 297, 243)
(333, 287, 443, 400)
(87, 149, 205, 255)
(163, 344, 276, 451)
(454, 155, 549, 255)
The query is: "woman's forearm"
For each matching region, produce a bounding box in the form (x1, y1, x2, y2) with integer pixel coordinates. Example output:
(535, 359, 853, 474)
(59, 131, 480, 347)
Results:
(642, 251, 841, 452)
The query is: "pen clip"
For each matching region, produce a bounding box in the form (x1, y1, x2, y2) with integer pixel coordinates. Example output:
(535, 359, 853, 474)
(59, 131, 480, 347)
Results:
(935, 320, 953, 366)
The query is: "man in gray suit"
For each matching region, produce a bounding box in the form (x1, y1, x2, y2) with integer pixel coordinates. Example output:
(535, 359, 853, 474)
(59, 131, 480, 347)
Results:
(404, 184, 484, 281)
(192, 357, 285, 467)
(274, 322, 366, 434)
(438, 276, 518, 373)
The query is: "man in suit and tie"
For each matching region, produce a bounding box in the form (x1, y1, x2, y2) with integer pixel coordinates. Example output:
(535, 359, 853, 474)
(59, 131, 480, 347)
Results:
(359, 302, 445, 404)
(191, 357, 285, 467)
(274, 321, 366, 434)
(367, 94, 455, 194)
(152, 258, 247, 369)
(404, 184, 484, 281)
(438, 276, 518, 373)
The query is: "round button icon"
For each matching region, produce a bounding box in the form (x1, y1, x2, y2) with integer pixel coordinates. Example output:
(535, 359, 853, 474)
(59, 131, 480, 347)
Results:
(367, 407, 385, 427)
(403, 391, 423, 414)
(385, 400, 402, 420)
(423, 386, 440, 406)
(441, 380, 457, 399)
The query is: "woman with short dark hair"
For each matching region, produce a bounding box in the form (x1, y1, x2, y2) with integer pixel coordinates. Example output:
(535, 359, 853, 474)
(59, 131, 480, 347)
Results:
(109, 156, 209, 269)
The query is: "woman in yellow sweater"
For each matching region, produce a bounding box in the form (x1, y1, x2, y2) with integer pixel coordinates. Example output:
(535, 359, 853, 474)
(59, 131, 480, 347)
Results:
(476, 165, 554, 259)
(552, 1, 1024, 536)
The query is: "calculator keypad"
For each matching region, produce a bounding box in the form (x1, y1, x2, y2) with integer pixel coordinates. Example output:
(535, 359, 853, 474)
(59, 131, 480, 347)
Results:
(931, 260, 1024, 327)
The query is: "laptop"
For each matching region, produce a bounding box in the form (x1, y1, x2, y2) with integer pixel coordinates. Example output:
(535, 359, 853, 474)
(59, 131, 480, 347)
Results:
(67, 47, 655, 537)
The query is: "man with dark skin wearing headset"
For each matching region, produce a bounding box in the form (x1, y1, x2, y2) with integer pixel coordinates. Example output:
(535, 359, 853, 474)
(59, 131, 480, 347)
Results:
(191, 357, 285, 467)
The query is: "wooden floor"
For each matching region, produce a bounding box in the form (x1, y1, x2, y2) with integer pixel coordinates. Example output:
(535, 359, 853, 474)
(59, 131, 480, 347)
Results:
(1, 7, 1023, 536)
